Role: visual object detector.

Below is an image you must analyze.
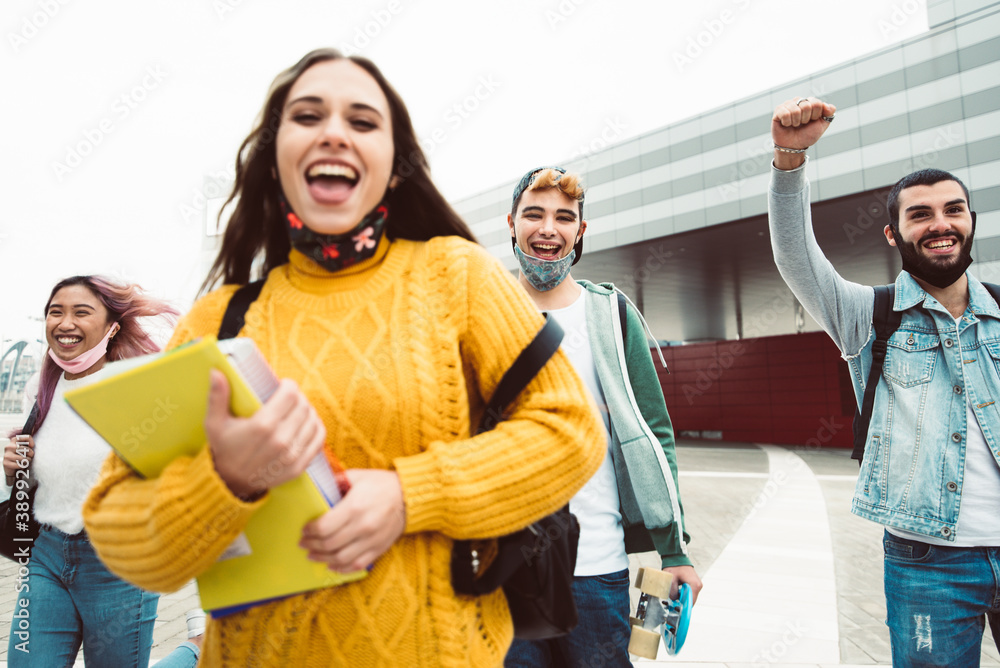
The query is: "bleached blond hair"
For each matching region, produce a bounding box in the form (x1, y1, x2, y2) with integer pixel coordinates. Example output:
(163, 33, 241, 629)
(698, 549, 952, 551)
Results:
(512, 168, 585, 218)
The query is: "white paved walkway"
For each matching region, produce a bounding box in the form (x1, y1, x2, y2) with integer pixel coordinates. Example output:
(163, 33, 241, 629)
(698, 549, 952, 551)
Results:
(636, 445, 851, 667)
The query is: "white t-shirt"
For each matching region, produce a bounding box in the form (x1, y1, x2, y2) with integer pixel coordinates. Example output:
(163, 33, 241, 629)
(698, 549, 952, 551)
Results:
(888, 317, 1000, 546)
(15, 369, 113, 535)
(545, 289, 629, 576)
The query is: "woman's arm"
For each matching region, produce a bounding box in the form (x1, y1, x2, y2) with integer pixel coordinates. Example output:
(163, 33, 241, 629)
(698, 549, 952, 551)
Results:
(82, 286, 265, 591)
(83, 446, 264, 592)
(394, 242, 606, 540)
(300, 242, 607, 572)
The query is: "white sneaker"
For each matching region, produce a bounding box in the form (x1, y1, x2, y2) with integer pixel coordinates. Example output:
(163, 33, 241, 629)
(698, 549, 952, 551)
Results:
(185, 609, 206, 639)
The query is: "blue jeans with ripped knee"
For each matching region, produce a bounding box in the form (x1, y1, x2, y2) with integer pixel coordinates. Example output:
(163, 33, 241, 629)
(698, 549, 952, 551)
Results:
(883, 530, 1000, 667)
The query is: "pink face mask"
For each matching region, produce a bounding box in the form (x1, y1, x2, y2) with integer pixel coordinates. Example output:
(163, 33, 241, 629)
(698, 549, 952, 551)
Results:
(48, 322, 119, 375)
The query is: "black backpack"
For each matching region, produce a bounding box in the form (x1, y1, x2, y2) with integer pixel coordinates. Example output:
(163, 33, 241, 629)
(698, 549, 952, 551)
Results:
(851, 282, 1000, 462)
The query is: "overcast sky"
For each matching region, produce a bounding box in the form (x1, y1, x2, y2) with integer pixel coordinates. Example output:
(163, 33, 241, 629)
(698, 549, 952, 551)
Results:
(0, 0, 929, 351)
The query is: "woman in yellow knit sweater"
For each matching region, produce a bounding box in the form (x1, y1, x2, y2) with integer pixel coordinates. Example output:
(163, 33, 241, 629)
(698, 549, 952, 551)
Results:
(82, 49, 604, 667)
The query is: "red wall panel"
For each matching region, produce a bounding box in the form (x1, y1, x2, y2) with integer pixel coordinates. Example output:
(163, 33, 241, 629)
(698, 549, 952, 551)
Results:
(655, 331, 853, 448)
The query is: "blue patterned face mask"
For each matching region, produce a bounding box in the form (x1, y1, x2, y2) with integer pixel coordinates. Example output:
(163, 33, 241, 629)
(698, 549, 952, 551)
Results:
(514, 245, 576, 292)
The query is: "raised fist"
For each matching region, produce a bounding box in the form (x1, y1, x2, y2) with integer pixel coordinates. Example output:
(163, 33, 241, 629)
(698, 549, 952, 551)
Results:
(771, 97, 837, 170)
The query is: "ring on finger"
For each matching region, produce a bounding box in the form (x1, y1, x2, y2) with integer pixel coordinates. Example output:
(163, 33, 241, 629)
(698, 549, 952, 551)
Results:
(822, 114, 835, 122)
(795, 97, 809, 107)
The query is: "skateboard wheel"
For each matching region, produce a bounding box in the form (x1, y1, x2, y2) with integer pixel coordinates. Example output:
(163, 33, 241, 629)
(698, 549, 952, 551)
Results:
(629, 625, 660, 660)
(634, 567, 673, 599)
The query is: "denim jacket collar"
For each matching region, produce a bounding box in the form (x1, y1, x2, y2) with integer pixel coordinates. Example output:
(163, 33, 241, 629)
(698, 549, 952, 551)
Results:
(893, 271, 1000, 321)
(967, 274, 1000, 320)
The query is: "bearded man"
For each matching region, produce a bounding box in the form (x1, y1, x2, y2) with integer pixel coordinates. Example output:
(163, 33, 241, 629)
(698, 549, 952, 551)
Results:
(767, 95, 1000, 667)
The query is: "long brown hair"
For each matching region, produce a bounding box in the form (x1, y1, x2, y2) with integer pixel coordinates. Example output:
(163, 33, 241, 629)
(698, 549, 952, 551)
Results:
(201, 48, 476, 294)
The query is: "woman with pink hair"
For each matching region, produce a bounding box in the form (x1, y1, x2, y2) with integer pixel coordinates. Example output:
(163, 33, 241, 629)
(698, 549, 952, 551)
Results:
(1, 275, 196, 667)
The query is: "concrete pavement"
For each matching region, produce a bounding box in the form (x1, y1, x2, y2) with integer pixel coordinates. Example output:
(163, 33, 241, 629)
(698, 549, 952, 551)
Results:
(632, 441, 1000, 667)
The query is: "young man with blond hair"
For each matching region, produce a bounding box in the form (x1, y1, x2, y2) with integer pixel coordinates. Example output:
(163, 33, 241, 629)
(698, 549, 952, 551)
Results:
(504, 166, 702, 666)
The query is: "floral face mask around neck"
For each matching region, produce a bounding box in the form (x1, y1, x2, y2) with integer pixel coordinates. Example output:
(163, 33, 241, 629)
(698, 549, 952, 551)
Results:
(279, 190, 390, 272)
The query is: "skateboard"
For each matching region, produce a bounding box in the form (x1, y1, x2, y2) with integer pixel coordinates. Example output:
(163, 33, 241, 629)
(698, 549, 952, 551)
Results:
(628, 567, 692, 659)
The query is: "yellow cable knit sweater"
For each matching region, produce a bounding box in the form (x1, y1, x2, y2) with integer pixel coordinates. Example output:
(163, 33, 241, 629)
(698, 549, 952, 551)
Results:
(83, 236, 604, 667)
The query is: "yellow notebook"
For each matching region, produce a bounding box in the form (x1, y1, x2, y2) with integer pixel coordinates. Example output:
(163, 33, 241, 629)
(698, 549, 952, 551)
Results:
(64, 337, 366, 613)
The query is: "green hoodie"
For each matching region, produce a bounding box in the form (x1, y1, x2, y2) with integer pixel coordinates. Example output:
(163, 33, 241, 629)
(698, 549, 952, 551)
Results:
(578, 280, 691, 568)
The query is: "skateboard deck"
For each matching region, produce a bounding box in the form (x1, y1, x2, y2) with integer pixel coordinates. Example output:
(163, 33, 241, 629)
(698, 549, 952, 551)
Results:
(628, 567, 692, 659)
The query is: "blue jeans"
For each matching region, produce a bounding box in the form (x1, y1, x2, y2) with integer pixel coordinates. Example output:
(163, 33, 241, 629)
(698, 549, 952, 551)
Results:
(7, 526, 159, 667)
(154, 642, 200, 667)
(883, 530, 1000, 667)
(505, 568, 632, 668)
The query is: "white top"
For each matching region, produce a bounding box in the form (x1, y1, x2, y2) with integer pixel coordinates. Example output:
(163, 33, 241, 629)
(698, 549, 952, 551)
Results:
(14, 369, 112, 534)
(546, 290, 629, 576)
(888, 316, 1000, 546)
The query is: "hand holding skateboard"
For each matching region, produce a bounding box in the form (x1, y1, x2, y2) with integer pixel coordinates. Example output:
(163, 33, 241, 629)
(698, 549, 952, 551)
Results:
(629, 567, 693, 659)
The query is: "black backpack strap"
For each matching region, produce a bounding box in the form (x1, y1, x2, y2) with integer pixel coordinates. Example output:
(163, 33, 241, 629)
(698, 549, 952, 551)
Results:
(852, 285, 901, 462)
(22, 403, 39, 437)
(453, 314, 565, 596)
(617, 292, 628, 338)
(477, 314, 564, 434)
(983, 282, 1000, 306)
(218, 281, 266, 340)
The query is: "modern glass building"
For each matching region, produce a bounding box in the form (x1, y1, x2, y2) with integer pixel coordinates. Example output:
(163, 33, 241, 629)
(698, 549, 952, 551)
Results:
(451, 0, 999, 445)
(454, 0, 1000, 345)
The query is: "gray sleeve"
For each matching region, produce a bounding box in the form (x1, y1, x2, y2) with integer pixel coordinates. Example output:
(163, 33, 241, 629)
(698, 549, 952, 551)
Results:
(768, 161, 874, 356)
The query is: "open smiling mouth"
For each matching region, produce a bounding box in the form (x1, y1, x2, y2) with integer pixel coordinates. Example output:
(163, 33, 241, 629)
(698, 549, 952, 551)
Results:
(306, 163, 359, 204)
(55, 336, 82, 347)
(530, 242, 562, 260)
(922, 237, 958, 254)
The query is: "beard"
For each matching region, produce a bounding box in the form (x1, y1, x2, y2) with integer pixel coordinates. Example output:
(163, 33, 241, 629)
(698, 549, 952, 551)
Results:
(893, 228, 974, 289)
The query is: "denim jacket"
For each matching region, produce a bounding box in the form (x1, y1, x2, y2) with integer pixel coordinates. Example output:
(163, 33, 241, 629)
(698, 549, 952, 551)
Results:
(850, 273, 1000, 540)
(768, 162, 1000, 542)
